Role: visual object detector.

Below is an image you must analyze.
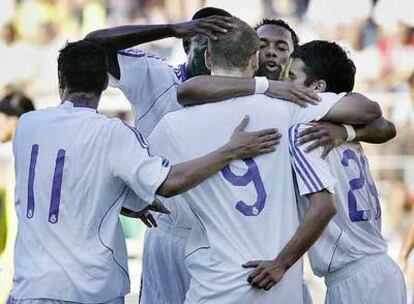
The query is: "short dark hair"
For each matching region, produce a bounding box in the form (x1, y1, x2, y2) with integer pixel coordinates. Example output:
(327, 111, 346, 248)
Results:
(0, 91, 35, 117)
(191, 7, 232, 20)
(210, 17, 259, 70)
(292, 40, 356, 93)
(255, 18, 299, 48)
(183, 7, 232, 54)
(58, 40, 108, 95)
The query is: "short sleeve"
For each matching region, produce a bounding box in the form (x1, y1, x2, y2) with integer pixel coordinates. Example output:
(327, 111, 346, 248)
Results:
(291, 92, 346, 124)
(109, 120, 171, 206)
(110, 48, 179, 112)
(289, 123, 337, 196)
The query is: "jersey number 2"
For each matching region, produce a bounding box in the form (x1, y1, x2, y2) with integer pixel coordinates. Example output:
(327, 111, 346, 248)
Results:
(222, 158, 266, 216)
(27, 144, 66, 224)
(341, 149, 381, 222)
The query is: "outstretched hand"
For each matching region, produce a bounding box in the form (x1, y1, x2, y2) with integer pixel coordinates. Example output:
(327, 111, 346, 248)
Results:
(172, 16, 234, 40)
(266, 81, 321, 107)
(297, 122, 347, 158)
(120, 201, 170, 228)
(225, 115, 282, 160)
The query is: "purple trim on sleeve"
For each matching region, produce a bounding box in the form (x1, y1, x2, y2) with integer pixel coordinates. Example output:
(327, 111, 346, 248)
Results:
(289, 124, 326, 193)
(162, 158, 170, 167)
(289, 127, 318, 191)
(27, 144, 39, 219)
(48, 149, 65, 224)
(118, 50, 146, 58)
(122, 122, 151, 156)
(174, 63, 187, 82)
(118, 49, 167, 63)
(293, 125, 324, 189)
(289, 149, 313, 192)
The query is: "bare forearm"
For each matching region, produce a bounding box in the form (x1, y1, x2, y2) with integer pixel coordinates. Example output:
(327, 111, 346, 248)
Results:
(273, 191, 336, 269)
(178, 76, 255, 106)
(355, 117, 396, 144)
(85, 24, 175, 51)
(323, 93, 382, 125)
(157, 146, 232, 197)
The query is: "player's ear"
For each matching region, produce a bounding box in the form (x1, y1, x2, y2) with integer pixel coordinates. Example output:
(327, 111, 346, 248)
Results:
(205, 49, 212, 71)
(312, 79, 327, 93)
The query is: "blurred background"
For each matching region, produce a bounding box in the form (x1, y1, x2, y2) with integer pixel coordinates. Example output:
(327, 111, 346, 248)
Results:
(0, 0, 414, 303)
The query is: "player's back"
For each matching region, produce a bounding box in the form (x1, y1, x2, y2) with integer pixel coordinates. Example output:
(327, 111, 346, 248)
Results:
(291, 123, 387, 277)
(323, 142, 387, 269)
(12, 101, 134, 302)
(150, 95, 303, 304)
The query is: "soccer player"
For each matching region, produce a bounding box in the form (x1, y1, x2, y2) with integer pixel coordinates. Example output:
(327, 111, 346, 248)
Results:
(150, 18, 382, 303)
(286, 41, 406, 304)
(8, 40, 280, 304)
(85, 9, 318, 304)
(178, 18, 318, 107)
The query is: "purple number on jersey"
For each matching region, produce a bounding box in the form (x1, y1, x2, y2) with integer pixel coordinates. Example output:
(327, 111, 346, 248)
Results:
(341, 148, 380, 222)
(48, 149, 66, 224)
(27, 144, 39, 218)
(221, 158, 266, 216)
(26, 145, 66, 223)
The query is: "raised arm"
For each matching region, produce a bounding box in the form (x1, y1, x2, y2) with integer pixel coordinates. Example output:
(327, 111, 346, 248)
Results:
(177, 76, 320, 107)
(322, 92, 382, 125)
(296, 118, 396, 157)
(85, 17, 232, 52)
(354, 117, 396, 143)
(85, 17, 233, 78)
(243, 190, 336, 290)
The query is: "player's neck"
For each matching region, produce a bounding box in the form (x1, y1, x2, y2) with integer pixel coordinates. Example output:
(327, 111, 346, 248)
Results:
(211, 67, 254, 78)
(61, 91, 100, 109)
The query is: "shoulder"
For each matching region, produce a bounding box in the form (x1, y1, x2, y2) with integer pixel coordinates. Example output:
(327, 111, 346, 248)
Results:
(118, 48, 172, 68)
(318, 92, 346, 103)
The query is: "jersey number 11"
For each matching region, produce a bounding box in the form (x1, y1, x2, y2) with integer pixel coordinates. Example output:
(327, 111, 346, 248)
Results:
(27, 144, 66, 224)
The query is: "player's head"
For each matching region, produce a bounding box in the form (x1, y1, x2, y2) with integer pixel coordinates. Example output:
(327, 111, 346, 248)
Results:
(0, 91, 35, 142)
(254, 18, 299, 81)
(206, 17, 259, 77)
(288, 40, 356, 94)
(57, 40, 108, 98)
(183, 7, 232, 78)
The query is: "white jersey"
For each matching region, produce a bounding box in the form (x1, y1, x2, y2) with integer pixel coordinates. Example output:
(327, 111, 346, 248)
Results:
(290, 123, 387, 277)
(148, 93, 343, 304)
(109, 48, 185, 137)
(11, 101, 170, 302)
(109, 48, 194, 229)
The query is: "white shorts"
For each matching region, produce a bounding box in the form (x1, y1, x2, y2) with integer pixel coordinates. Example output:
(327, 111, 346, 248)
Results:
(325, 253, 406, 304)
(139, 225, 190, 304)
(7, 297, 124, 304)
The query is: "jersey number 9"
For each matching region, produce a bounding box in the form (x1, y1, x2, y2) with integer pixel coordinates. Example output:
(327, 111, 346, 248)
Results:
(221, 158, 266, 216)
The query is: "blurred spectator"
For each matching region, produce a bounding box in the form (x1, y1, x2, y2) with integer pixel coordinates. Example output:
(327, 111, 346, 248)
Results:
(0, 22, 39, 96)
(0, 91, 35, 303)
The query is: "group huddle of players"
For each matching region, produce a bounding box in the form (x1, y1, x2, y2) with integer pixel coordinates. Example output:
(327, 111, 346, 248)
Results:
(7, 6, 408, 304)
